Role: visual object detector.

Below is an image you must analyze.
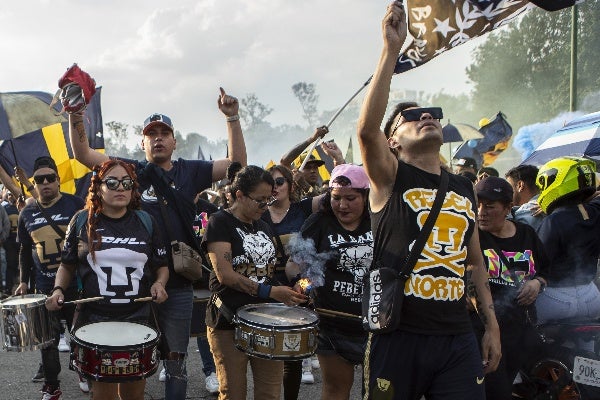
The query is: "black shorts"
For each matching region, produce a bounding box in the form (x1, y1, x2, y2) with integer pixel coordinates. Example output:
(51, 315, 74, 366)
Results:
(365, 330, 485, 400)
(317, 327, 367, 365)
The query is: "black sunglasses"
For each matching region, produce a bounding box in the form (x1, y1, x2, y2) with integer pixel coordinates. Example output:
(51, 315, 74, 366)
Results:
(33, 174, 57, 184)
(102, 178, 134, 191)
(246, 194, 276, 208)
(392, 107, 444, 135)
(274, 177, 286, 187)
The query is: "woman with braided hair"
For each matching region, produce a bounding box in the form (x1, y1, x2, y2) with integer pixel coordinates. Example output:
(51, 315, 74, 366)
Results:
(47, 159, 169, 400)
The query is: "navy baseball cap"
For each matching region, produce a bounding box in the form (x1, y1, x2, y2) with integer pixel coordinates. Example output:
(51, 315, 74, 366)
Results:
(475, 176, 513, 203)
(142, 113, 174, 135)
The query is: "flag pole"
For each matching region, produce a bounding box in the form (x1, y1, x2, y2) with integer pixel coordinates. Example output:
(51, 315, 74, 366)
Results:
(299, 75, 372, 171)
(8, 140, 27, 196)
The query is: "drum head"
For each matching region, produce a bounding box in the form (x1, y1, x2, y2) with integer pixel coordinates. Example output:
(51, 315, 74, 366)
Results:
(74, 322, 157, 346)
(1, 294, 46, 306)
(236, 303, 318, 328)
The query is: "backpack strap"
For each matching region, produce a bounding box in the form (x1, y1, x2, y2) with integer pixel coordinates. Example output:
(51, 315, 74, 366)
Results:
(133, 209, 153, 235)
(75, 209, 153, 236)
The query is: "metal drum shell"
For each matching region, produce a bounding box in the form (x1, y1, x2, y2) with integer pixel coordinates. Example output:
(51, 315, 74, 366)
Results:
(0, 294, 53, 352)
(233, 303, 319, 360)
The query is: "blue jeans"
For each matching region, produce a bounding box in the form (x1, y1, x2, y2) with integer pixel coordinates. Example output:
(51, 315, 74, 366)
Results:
(158, 286, 193, 400)
(536, 282, 600, 324)
(197, 336, 216, 377)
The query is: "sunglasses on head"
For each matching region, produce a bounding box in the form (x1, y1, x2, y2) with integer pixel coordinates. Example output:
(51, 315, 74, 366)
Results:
(274, 177, 286, 187)
(33, 174, 57, 184)
(102, 178, 134, 191)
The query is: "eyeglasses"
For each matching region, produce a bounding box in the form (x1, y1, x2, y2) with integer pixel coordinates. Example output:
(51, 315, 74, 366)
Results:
(246, 194, 276, 208)
(102, 178, 135, 191)
(33, 174, 57, 184)
(274, 177, 286, 187)
(391, 107, 444, 135)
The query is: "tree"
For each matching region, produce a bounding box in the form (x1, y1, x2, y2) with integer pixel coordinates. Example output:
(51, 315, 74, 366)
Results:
(292, 82, 319, 127)
(239, 93, 273, 130)
(467, 4, 600, 130)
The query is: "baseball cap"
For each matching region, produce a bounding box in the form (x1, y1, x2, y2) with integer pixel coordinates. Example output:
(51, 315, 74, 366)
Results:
(329, 164, 370, 189)
(455, 157, 478, 169)
(475, 176, 513, 203)
(33, 156, 58, 174)
(142, 113, 174, 135)
(300, 152, 325, 167)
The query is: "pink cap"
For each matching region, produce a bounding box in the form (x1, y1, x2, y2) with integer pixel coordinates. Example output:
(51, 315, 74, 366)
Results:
(329, 164, 370, 189)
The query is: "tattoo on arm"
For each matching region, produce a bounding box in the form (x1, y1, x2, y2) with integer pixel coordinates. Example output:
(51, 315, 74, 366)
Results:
(222, 251, 258, 295)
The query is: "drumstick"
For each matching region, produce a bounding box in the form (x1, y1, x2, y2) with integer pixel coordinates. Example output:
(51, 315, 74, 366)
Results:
(133, 296, 155, 302)
(61, 296, 104, 305)
(315, 307, 361, 320)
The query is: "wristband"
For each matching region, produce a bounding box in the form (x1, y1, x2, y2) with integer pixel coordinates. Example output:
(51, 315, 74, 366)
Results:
(226, 114, 240, 122)
(257, 283, 272, 299)
(51, 286, 65, 294)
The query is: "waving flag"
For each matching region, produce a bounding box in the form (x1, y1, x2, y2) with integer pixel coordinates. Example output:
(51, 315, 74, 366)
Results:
(0, 88, 104, 198)
(453, 112, 513, 166)
(395, 0, 583, 74)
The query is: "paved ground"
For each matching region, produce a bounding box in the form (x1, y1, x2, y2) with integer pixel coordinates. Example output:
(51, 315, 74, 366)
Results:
(1, 338, 363, 399)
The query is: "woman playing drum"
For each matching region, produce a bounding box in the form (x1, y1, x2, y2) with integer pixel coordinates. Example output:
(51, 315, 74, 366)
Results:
(46, 159, 169, 400)
(203, 165, 306, 400)
(286, 164, 373, 400)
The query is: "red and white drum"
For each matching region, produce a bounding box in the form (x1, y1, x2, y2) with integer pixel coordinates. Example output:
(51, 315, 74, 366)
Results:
(0, 294, 53, 351)
(70, 321, 160, 382)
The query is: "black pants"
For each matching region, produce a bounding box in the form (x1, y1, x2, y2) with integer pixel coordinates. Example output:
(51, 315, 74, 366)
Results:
(40, 287, 77, 387)
(2, 240, 18, 292)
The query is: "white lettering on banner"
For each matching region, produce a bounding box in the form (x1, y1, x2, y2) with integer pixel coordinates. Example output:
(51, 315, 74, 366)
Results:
(367, 270, 383, 329)
(411, 6, 432, 21)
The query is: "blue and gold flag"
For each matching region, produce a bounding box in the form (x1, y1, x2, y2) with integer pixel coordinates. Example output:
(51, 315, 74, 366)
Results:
(0, 88, 104, 198)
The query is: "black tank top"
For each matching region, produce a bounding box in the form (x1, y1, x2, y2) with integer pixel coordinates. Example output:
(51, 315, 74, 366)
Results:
(370, 161, 476, 334)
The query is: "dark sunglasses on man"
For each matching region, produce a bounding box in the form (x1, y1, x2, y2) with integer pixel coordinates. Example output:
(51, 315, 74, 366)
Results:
(33, 174, 58, 184)
(401, 107, 444, 122)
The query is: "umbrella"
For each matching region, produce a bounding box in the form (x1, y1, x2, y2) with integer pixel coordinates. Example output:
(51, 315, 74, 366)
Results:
(0, 92, 66, 140)
(442, 122, 483, 143)
(521, 111, 600, 166)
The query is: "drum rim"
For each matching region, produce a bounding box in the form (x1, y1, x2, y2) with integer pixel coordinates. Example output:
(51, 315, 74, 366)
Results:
(0, 294, 47, 307)
(235, 303, 319, 328)
(72, 321, 160, 349)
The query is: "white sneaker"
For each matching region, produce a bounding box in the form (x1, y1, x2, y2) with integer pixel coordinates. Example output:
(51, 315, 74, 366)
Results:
(58, 335, 69, 352)
(159, 367, 166, 382)
(205, 372, 219, 394)
(311, 355, 320, 369)
(301, 358, 314, 384)
(78, 377, 89, 393)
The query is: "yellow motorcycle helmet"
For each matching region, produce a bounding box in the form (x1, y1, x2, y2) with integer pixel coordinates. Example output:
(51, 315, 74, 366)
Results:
(536, 156, 597, 214)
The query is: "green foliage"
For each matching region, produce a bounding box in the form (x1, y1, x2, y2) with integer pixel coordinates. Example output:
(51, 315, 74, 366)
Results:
(466, 4, 600, 129)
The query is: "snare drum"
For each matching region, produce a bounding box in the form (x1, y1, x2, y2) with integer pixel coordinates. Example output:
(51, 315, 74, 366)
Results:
(190, 289, 211, 338)
(71, 321, 160, 382)
(0, 294, 53, 351)
(233, 303, 319, 360)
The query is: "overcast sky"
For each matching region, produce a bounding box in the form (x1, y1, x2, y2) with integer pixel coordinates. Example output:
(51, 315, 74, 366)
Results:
(0, 0, 486, 143)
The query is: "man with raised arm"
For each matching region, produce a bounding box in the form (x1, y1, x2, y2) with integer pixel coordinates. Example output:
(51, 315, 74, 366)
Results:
(68, 87, 246, 400)
(356, 3, 501, 399)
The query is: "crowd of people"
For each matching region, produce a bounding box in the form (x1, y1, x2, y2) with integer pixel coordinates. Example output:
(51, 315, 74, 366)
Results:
(0, 2, 599, 400)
